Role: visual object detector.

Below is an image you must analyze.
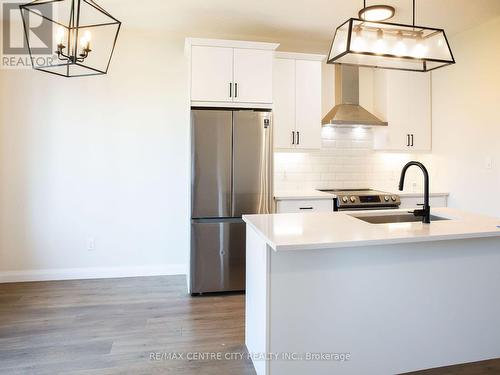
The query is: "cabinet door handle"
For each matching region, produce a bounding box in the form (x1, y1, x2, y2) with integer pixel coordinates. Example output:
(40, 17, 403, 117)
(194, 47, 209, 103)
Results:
(406, 134, 410, 147)
(292, 131, 295, 145)
(299, 207, 313, 210)
(229, 83, 232, 98)
(411, 134, 414, 147)
(297, 131, 300, 145)
(234, 83, 238, 98)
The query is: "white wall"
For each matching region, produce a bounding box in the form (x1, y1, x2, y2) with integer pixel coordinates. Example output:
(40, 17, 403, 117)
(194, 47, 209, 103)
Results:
(0, 29, 190, 281)
(432, 16, 500, 217)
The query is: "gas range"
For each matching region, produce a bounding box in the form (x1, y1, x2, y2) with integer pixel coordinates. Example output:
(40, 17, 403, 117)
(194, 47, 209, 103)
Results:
(318, 188, 401, 211)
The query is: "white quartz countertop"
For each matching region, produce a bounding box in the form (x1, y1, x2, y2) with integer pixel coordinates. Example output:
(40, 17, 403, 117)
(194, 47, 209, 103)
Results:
(243, 208, 500, 252)
(274, 190, 449, 200)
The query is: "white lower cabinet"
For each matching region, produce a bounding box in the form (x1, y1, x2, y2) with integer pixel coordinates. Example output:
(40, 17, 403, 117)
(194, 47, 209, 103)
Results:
(273, 53, 324, 150)
(276, 196, 447, 213)
(276, 199, 334, 214)
(400, 195, 448, 209)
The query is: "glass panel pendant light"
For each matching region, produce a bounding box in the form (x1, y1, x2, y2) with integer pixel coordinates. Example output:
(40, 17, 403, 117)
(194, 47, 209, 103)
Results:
(19, 0, 121, 77)
(327, 0, 455, 72)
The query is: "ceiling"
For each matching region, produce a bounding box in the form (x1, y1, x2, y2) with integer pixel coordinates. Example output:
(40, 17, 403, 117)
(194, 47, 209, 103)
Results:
(103, 0, 500, 51)
(8, 0, 500, 53)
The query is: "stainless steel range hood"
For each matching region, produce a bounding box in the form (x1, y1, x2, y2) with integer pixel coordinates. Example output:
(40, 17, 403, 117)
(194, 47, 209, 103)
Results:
(322, 65, 387, 127)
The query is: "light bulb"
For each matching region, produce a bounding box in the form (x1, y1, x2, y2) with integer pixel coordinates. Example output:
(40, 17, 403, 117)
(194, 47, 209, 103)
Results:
(80, 31, 91, 50)
(413, 43, 427, 58)
(352, 36, 365, 52)
(393, 31, 407, 56)
(351, 26, 365, 52)
(373, 29, 386, 55)
(412, 34, 427, 58)
(55, 26, 65, 45)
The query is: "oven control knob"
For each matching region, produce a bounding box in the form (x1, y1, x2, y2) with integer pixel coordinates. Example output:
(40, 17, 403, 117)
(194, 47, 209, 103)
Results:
(342, 196, 348, 203)
(391, 196, 397, 202)
(384, 196, 390, 202)
(350, 196, 356, 203)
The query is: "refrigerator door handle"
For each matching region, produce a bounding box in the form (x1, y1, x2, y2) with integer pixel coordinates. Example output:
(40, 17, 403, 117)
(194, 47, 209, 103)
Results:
(260, 113, 272, 215)
(230, 112, 234, 215)
(267, 114, 274, 213)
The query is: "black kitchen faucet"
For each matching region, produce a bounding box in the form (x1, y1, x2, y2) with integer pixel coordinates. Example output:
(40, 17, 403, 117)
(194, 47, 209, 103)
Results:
(399, 161, 431, 224)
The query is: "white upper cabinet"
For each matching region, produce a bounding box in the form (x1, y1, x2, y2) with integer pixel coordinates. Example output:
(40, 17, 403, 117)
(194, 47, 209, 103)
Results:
(372, 70, 432, 151)
(407, 72, 431, 151)
(295, 59, 322, 149)
(187, 39, 279, 108)
(273, 58, 296, 148)
(191, 46, 234, 102)
(273, 53, 324, 150)
(233, 48, 273, 104)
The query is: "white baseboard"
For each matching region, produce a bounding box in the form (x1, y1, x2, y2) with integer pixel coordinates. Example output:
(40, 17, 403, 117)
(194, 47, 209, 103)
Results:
(0, 264, 188, 283)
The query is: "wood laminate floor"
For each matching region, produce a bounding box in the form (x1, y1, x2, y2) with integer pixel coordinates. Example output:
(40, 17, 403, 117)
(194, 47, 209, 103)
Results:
(0, 275, 499, 375)
(0, 276, 253, 375)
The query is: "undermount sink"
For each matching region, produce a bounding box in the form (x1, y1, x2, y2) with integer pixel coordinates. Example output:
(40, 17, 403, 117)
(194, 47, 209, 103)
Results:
(350, 213, 451, 224)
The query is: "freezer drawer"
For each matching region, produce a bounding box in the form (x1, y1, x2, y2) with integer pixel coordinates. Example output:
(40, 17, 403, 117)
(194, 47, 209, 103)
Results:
(191, 219, 246, 294)
(191, 110, 232, 218)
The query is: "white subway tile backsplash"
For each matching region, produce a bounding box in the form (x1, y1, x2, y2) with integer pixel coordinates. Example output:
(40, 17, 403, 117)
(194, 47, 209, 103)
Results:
(336, 140, 352, 149)
(322, 140, 336, 148)
(274, 127, 429, 193)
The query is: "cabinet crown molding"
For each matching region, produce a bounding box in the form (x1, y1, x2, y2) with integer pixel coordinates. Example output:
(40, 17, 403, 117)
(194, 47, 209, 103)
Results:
(274, 51, 326, 61)
(185, 38, 280, 52)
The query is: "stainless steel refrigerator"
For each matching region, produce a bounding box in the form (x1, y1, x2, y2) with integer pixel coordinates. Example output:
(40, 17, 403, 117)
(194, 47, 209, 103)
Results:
(190, 109, 273, 294)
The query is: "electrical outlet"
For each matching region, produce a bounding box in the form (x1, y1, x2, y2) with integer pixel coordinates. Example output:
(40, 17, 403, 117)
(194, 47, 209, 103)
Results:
(485, 157, 494, 170)
(87, 238, 96, 251)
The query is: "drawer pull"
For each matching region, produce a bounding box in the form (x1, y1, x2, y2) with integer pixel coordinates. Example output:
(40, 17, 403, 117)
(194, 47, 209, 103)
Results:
(299, 207, 314, 210)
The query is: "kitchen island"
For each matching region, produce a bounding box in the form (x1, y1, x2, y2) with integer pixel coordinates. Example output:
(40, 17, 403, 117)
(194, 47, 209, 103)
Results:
(243, 208, 500, 375)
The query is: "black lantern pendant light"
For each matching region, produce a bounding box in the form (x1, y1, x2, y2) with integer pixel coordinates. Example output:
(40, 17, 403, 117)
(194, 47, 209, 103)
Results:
(327, 0, 455, 72)
(19, 0, 121, 77)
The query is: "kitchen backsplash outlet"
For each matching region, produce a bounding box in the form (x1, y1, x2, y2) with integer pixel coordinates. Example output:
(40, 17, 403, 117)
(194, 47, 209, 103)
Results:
(274, 127, 431, 193)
